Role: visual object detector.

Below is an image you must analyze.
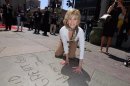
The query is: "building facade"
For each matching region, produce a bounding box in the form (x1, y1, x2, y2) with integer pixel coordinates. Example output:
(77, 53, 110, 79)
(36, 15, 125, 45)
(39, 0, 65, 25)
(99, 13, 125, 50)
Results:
(26, 0, 40, 10)
(75, 0, 130, 21)
(0, 0, 26, 12)
(0, 0, 40, 12)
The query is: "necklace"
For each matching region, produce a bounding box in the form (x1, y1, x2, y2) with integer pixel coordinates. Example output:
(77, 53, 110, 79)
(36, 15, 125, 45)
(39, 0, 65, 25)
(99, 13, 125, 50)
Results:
(67, 27, 79, 43)
(69, 31, 76, 42)
(68, 28, 75, 31)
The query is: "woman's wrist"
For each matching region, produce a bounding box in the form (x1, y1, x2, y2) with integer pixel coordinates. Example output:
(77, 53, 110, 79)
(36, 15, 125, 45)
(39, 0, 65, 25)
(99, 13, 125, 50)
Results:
(65, 54, 69, 60)
(79, 59, 83, 68)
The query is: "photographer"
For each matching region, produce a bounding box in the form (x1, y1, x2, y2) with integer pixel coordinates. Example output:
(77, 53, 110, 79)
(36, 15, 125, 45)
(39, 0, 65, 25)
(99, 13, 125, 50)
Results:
(100, 0, 126, 53)
(3, 4, 13, 31)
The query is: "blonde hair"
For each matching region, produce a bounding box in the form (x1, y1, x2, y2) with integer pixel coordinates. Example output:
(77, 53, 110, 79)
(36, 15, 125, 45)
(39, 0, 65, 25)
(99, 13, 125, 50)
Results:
(63, 9, 81, 28)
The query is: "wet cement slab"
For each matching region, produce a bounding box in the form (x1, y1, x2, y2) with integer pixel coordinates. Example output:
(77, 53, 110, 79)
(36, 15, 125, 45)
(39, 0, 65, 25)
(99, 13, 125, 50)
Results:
(0, 51, 90, 86)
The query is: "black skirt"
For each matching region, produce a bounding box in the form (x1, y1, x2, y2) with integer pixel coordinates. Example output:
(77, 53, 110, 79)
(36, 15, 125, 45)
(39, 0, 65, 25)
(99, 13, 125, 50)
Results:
(102, 19, 116, 37)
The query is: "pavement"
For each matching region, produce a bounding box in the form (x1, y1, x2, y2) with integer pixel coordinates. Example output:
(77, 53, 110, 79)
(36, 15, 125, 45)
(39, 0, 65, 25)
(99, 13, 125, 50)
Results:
(0, 26, 130, 86)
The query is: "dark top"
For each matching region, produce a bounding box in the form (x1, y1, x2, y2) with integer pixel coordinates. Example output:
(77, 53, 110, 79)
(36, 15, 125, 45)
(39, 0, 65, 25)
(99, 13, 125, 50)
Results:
(102, 7, 122, 37)
(20, 12, 26, 22)
(43, 10, 50, 24)
(3, 6, 13, 19)
(109, 7, 122, 29)
(50, 14, 57, 24)
(33, 11, 42, 22)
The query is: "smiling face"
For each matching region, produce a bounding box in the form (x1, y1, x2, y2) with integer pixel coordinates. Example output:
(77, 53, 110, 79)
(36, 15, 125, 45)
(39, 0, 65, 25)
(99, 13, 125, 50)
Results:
(63, 9, 81, 29)
(68, 16, 79, 30)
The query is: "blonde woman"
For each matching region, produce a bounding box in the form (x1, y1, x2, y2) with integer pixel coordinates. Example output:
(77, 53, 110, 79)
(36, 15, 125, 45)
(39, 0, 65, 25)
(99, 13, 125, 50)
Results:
(55, 9, 85, 74)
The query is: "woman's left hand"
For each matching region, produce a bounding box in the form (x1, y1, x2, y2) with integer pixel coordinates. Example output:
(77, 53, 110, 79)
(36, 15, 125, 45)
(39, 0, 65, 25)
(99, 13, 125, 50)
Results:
(72, 66, 82, 74)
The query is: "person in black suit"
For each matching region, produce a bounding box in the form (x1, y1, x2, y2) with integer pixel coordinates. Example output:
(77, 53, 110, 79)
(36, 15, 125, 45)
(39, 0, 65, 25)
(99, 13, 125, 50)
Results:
(41, 7, 50, 36)
(3, 4, 13, 31)
(33, 8, 42, 34)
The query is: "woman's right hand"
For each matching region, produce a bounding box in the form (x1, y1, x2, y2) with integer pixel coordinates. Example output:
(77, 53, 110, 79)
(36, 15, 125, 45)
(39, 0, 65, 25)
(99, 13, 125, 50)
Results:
(60, 54, 69, 65)
(60, 58, 69, 65)
(65, 57, 69, 64)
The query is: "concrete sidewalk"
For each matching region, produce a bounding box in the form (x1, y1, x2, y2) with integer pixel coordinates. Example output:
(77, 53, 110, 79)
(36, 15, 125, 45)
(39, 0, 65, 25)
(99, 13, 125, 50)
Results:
(0, 27, 130, 86)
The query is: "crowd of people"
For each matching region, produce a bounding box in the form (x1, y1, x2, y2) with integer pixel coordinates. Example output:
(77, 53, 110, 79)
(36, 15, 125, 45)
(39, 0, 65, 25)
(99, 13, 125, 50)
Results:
(0, 4, 63, 37)
(25, 7, 63, 36)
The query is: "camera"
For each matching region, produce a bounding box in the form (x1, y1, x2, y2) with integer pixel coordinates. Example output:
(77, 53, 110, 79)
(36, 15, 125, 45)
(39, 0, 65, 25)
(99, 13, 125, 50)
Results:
(114, 0, 118, 8)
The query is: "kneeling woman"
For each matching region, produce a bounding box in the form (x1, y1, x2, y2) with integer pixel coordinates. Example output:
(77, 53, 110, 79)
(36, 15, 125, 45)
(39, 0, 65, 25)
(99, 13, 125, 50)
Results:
(55, 9, 85, 74)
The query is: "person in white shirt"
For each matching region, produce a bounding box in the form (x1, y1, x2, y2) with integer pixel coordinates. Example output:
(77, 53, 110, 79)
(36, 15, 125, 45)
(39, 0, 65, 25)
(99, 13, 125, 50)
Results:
(55, 9, 85, 74)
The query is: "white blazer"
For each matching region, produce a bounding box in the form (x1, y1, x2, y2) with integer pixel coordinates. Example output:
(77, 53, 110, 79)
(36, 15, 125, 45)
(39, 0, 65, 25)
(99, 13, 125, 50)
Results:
(59, 26, 85, 59)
